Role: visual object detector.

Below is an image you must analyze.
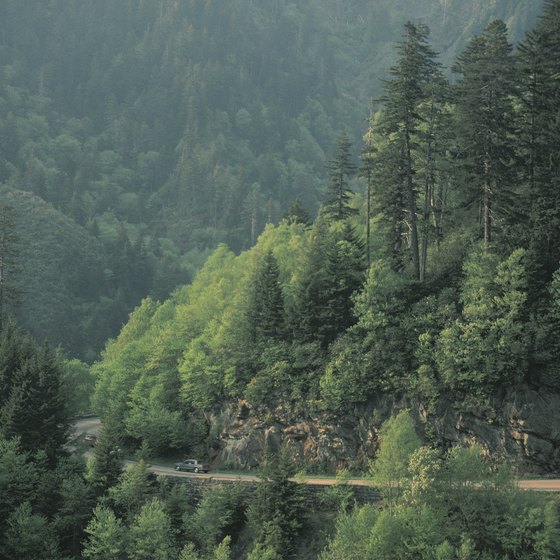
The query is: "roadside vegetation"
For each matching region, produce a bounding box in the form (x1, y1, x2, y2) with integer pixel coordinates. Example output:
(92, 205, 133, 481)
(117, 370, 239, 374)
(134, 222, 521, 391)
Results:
(1, 0, 560, 558)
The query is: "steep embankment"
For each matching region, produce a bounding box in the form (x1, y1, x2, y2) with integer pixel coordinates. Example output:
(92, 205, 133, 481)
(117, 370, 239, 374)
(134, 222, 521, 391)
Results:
(213, 385, 560, 475)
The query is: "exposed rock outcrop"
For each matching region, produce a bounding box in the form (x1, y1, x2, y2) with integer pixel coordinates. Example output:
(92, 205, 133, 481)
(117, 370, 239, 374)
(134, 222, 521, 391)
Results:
(209, 385, 560, 475)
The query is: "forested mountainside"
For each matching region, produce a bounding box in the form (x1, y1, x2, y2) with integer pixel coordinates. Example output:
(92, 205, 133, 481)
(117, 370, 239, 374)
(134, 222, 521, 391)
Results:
(2, 2, 560, 559)
(92, 0, 560, 474)
(0, 0, 543, 358)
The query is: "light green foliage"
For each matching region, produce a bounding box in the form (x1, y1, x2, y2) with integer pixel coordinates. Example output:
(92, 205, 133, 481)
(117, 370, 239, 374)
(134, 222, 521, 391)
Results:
(405, 446, 443, 505)
(320, 505, 378, 560)
(535, 501, 560, 559)
(0, 438, 37, 530)
(369, 410, 422, 506)
(246, 522, 285, 560)
(82, 505, 126, 560)
(128, 498, 174, 560)
(247, 538, 283, 560)
(184, 484, 243, 556)
(2, 502, 60, 560)
(321, 258, 409, 408)
(409, 289, 457, 404)
(436, 248, 528, 395)
(109, 460, 156, 519)
(178, 543, 202, 560)
(213, 535, 231, 560)
(125, 388, 187, 455)
(325, 442, 558, 559)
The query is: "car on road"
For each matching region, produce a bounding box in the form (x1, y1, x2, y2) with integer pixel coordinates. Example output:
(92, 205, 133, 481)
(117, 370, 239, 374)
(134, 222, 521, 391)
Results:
(174, 459, 210, 473)
(81, 434, 98, 447)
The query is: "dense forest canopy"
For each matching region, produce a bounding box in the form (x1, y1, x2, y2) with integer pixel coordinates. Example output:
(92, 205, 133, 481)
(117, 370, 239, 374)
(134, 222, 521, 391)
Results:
(1, 1, 560, 559)
(0, 0, 544, 359)
(90, 0, 560, 460)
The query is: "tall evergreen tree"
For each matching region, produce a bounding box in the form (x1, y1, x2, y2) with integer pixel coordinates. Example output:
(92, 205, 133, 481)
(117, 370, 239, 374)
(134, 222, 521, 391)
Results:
(361, 111, 377, 269)
(246, 452, 307, 559)
(288, 218, 365, 347)
(319, 223, 366, 346)
(517, 0, 560, 290)
(0, 323, 69, 464)
(416, 71, 451, 280)
(82, 505, 126, 560)
(245, 250, 285, 343)
(323, 131, 357, 222)
(376, 22, 441, 278)
(87, 410, 125, 496)
(453, 20, 516, 246)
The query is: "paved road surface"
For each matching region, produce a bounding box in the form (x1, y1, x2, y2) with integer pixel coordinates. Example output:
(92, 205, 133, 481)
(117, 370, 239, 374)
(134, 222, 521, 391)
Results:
(74, 417, 560, 490)
(74, 417, 102, 437)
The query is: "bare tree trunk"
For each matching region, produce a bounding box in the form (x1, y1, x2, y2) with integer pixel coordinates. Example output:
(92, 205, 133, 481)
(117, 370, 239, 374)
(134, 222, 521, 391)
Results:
(366, 168, 372, 269)
(420, 103, 435, 282)
(483, 158, 492, 245)
(404, 125, 420, 279)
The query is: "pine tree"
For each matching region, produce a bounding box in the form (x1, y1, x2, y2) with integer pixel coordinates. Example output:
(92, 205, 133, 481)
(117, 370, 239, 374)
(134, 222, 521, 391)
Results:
(245, 250, 285, 343)
(288, 219, 365, 347)
(0, 324, 70, 464)
(361, 110, 377, 269)
(2, 502, 60, 560)
(287, 218, 331, 344)
(82, 505, 126, 560)
(453, 20, 516, 246)
(319, 223, 366, 346)
(128, 498, 174, 560)
(247, 452, 307, 559)
(323, 131, 357, 222)
(376, 22, 441, 278)
(517, 0, 560, 291)
(283, 198, 311, 225)
(88, 410, 124, 496)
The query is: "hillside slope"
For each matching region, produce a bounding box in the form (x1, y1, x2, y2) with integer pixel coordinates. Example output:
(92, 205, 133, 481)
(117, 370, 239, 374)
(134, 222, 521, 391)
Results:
(0, 0, 544, 356)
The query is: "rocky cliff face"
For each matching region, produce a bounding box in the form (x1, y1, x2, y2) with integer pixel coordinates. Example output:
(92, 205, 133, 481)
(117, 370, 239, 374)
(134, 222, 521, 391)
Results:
(210, 385, 560, 474)
(433, 385, 560, 474)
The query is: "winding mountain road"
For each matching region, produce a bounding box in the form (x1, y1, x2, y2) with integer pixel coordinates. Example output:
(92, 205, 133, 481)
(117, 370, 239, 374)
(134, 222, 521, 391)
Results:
(74, 417, 560, 491)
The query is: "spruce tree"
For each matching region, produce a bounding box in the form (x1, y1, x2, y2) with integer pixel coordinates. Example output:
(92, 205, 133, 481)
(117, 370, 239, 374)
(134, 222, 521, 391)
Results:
(247, 452, 307, 559)
(82, 505, 126, 560)
(245, 250, 285, 343)
(323, 131, 357, 222)
(517, 0, 560, 291)
(376, 22, 441, 278)
(0, 323, 69, 464)
(453, 20, 516, 246)
(88, 410, 124, 496)
(319, 223, 366, 346)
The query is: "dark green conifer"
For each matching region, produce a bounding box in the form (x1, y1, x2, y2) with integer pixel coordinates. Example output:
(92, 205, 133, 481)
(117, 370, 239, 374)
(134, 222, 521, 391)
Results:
(376, 22, 441, 278)
(0, 323, 69, 464)
(517, 0, 560, 291)
(323, 131, 357, 222)
(453, 20, 516, 246)
(246, 250, 286, 343)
